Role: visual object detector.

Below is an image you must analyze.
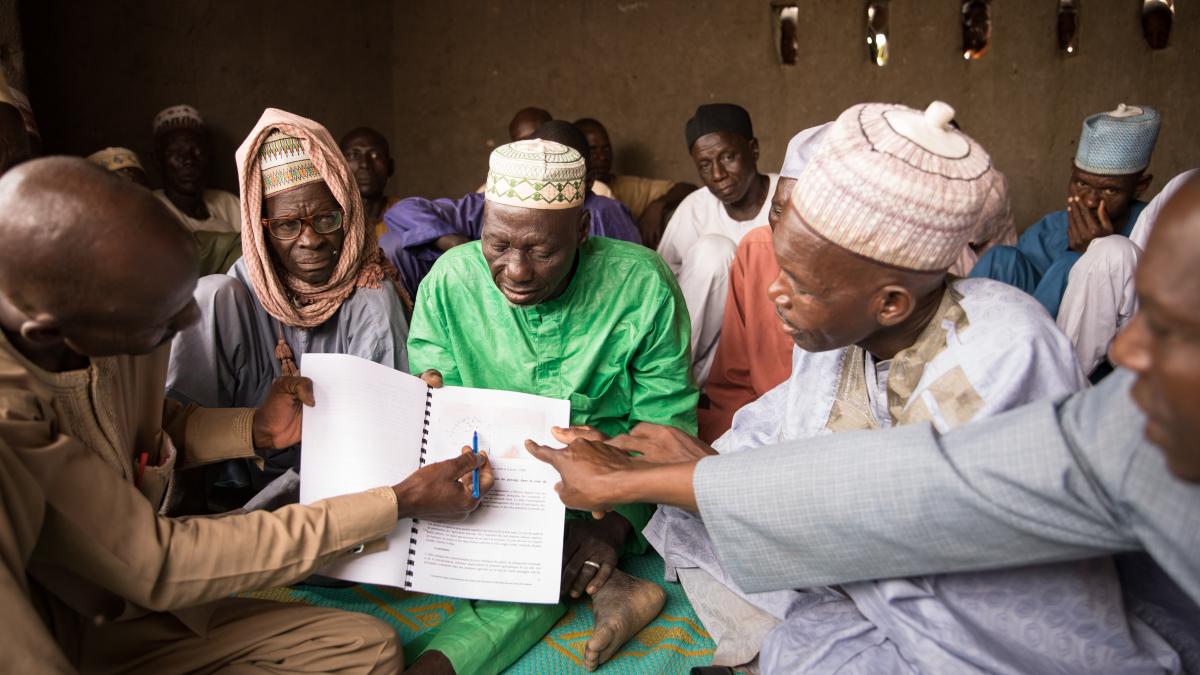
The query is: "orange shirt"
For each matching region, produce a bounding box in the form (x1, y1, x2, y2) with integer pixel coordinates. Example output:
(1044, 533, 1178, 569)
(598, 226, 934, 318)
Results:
(698, 226, 794, 442)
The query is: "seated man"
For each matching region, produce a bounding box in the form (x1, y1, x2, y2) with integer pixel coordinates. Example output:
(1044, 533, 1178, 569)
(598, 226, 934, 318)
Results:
(1059, 168, 1199, 377)
(151, 104, 242, 233)
(406, 139, 696, 674)
(585, 103, 1174, 672)
(699, 123, 827, 442)
(168, 108, 409, 496)
(0, 157, 492, 673)
(533, 174, 1200, 674)
(339, 126, 399, 241)
(658, 103, 778, 386)
(88, 146, 242, 276)
(971, 104, 1159, 322)
(508, 105, 552, 141)
(574, 117, 697, 248)
(381, 120, 641, 298)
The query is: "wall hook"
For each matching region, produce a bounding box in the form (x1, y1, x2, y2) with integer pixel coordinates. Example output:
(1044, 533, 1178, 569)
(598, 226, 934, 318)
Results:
(1142, 0, 1174, 49)
(1057, 0, 1080, 55)
(962, 0, 992, 60)
(771, 1, 800, 65)
(867, 0, 890, 67)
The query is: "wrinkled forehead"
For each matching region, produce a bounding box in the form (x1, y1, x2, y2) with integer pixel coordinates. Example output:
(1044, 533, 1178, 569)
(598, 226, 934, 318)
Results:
(691, 131, 750, 160)
(341, 132, 388, 154)
(1070, 166, 1139, 189)
(482, 201, 581, 243)
(157, 127, 206, 149)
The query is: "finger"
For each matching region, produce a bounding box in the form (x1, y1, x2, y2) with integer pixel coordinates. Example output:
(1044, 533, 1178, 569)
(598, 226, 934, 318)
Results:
(524, 439, 558, 466)
(1097, 199, 1113, 231)
(475, 456, 496, 497)
(587, 561, 615, 595)
(628, 421, 665, 437)
(552, 425, 606, 443)
(605, 433, 653, 454)
(561, 551, 585, 591)
(446, 447, 484, 477)
(591, 511, 607, 520)
(1077, 197, 1102, 233)
(420, 369, 444, 388)
(294, 377, 316, 407)
(567, 554, 599, 598)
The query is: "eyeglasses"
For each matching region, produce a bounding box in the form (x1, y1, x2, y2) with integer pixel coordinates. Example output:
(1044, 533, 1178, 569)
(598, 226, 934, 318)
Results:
(261, 211, 344, 240)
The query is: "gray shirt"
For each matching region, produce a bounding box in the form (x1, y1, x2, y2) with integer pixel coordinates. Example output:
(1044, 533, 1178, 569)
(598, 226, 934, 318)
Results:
(168, 258, 409, 409)
(694, 369, 1200, 606)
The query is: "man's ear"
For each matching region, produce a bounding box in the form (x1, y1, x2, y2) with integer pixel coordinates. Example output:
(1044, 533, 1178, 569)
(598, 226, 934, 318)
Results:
(1135, 173, 1153, 199)
(19, 315, 64, 345)
(578, 209, 591, 244)
(749, 137, 760, 163)
(875, 285, 915, 327)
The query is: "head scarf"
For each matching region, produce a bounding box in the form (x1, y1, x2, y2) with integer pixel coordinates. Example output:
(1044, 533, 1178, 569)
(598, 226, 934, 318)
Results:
(235, 108, 389, 332)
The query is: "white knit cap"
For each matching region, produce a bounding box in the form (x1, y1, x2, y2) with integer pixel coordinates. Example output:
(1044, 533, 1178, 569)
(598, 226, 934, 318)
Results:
(790, 101, 994, 271)
(780, 122, 832, 179)
(153, 104, 204, 137)
(485, 139, 585, 210)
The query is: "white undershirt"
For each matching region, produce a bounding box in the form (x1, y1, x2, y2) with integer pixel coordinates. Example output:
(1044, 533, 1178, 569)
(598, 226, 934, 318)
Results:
(865, 352, 893, 428)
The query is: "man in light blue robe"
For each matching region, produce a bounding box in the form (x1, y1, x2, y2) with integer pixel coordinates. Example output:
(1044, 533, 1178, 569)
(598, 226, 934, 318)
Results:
(529, 174, 1200, 675)
(970, 104, 1159, 318)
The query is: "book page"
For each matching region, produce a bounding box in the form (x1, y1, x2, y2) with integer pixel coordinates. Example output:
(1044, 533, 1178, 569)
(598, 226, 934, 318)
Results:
(299, 353, 428, 587)
(412, 386, 569, 603)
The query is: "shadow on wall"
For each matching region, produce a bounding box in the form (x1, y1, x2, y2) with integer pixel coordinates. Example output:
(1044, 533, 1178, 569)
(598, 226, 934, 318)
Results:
(617, 142, 662, 181)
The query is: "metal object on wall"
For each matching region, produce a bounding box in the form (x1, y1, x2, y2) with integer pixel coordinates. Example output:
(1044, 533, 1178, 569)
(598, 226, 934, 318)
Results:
(1057, 0, 1080, 55)
(1142, 0, 1174, 49)
(772, 1, 800, 65)
(962, 0, 992, 60)
(867, 0, 890, 67)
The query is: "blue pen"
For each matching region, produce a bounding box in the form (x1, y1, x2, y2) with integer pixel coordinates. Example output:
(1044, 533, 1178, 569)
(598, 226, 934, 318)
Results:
(471, 431, 480, 499)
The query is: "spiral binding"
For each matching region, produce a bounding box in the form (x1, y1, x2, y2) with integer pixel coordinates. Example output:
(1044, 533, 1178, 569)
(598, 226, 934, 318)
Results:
(403, 388, 435, 589)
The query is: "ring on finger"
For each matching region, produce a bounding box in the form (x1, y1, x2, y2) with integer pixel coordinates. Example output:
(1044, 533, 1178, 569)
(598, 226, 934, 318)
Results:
(582, 560, 601, 570)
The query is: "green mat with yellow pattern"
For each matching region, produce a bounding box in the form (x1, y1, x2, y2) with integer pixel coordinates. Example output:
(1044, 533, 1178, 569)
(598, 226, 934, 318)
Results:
(241, 551, 714, 673)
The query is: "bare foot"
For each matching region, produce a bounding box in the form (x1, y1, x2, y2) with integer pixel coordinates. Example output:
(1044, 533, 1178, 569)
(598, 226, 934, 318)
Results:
(585, 569, 666, 671)
(407, 650, 455, 675)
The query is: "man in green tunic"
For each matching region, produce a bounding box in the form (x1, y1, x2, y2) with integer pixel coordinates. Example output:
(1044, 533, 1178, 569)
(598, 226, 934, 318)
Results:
(406, 139, 697, 674)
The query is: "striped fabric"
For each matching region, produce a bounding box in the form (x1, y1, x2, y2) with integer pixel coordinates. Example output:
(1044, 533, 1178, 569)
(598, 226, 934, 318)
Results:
(791, 102, 994, 271)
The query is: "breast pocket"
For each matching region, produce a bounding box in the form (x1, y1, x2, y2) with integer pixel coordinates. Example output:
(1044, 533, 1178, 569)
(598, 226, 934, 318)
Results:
(568, 374, 632, 429)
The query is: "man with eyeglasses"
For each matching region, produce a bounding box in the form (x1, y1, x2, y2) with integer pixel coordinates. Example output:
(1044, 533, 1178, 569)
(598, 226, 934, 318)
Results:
(167, 108, 410, 507)
(151, 104, 242, 234)
(339, 126, 399, 242)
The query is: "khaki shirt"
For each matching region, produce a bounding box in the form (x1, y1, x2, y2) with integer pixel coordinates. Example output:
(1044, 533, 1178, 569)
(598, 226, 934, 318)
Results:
(0, 331, 397, 667)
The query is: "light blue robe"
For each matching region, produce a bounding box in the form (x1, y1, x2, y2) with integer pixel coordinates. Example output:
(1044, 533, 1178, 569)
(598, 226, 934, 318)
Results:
(649, 279, 1182, 673)
(970, 201, 1147, 318)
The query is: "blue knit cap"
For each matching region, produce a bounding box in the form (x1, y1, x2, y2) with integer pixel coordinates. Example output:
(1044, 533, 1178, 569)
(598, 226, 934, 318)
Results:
(1074, 104, 1160, 176)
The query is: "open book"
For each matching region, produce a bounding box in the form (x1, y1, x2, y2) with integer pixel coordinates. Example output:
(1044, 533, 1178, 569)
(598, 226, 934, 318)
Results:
(298, 353, 568, 603)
